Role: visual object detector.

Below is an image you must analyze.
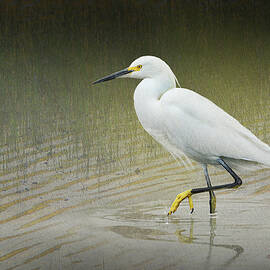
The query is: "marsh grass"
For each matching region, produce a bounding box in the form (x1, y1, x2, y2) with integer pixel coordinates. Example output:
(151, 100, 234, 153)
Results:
(0, 1, 269, 176)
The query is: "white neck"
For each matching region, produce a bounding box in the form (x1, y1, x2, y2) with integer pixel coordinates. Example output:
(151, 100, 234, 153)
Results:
(133, 75, 176, 129)
(134, 74, 176, 101)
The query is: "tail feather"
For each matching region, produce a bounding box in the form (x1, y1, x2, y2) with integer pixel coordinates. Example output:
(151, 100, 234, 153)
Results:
(222, 145, 270, 171)
(252, 142, 270, 167)
(235, 126, 270, 168)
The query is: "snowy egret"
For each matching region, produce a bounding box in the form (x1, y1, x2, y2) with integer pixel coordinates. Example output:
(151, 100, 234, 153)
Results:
(93, 56, 270, 215)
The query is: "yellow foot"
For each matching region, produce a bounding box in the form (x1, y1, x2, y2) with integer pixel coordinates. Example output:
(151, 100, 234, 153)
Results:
(168, 189, 193, 216)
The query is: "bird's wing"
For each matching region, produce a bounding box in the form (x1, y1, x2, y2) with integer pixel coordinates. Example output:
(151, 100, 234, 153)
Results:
(160, 88, 270, 166)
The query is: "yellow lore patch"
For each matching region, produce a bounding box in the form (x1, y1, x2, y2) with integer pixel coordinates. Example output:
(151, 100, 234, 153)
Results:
(128, 65, 142, 72)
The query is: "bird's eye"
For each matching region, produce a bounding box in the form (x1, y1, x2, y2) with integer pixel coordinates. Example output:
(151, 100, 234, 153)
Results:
(137, 65, 142, 69)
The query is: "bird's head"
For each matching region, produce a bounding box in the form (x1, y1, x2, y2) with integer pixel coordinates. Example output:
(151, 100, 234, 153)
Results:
(93, 56, 179, 86)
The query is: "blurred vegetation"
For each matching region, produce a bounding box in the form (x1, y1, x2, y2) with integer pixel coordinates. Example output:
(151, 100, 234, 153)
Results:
(0, 0, 269, 173)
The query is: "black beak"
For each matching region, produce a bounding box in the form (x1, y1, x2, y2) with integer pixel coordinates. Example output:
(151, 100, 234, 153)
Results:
(92, 68, 132, 85)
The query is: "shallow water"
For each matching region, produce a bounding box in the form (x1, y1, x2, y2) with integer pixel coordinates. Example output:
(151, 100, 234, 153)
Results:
(0, 1, 270, 270)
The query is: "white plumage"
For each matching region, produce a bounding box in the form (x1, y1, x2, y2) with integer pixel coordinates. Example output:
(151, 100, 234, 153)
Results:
(130, 56, 270, 169)
(93, 55, 270, 215)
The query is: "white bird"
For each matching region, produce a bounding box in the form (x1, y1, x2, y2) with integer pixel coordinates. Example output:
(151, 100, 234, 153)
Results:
(93, 56, 270, 215)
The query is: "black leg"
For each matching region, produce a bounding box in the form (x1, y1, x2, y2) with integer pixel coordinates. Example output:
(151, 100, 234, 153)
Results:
(167, 158, 242, 215)
(203, 165, 216, 213)
(192, 158, 242, 195)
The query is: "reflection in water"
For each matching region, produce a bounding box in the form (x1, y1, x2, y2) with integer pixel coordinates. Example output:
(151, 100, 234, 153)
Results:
(106, 203, 245, 269)
(175, 219, 195, 244)
(108, 225, 171, 242)
(0, 2, 269, 269)
(175, 217, 244, 269)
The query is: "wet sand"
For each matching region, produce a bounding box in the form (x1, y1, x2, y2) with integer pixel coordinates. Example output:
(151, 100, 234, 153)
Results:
(1, 2, 270, 269)
(1, 135, 270, 270)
